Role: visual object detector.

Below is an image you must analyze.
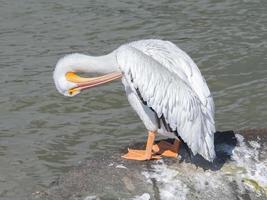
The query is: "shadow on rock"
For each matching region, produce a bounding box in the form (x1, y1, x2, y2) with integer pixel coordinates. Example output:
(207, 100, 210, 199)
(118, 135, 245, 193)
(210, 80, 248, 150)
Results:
(182, 130, 238, 171)
(163, 129, 267, 171)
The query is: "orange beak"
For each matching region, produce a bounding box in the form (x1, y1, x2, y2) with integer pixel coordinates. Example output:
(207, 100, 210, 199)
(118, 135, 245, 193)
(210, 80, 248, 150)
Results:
(65, 71, 122, 95)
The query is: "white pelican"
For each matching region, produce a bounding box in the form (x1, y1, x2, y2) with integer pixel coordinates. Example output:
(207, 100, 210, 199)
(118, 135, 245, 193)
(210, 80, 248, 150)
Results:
(53, 39, 216, 161)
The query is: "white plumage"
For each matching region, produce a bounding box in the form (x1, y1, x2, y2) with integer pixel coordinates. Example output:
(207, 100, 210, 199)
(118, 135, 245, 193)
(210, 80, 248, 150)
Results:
(53, 39, 216, 161)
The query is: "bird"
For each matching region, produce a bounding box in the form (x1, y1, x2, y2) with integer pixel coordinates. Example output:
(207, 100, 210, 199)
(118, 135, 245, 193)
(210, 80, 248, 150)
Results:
(53, 39, 216, 162)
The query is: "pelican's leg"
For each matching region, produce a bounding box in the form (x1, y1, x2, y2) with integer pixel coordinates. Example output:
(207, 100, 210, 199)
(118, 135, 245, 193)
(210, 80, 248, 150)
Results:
(152, 139, 180, 158)
(122, 131, 161, 161)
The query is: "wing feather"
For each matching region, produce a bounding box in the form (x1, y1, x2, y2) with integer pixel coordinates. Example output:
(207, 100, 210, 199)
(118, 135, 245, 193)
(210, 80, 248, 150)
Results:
(130, 39, 215, 117)
(116, 43, 215, 161)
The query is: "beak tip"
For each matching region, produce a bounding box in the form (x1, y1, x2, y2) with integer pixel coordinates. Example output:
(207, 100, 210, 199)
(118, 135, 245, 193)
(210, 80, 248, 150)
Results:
(65, 88, 80, 97)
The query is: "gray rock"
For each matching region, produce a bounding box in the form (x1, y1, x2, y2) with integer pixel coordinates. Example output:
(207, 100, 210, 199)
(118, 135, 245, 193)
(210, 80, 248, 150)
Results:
(40, 129, 267, 200)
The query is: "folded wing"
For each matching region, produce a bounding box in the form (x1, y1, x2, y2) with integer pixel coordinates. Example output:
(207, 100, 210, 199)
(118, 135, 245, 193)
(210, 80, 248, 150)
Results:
(116, 44, 216, 161)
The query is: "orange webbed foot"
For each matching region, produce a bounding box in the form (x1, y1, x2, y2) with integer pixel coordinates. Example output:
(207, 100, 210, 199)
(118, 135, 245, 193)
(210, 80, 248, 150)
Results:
(152, 140, 180, 158)
(122, 149, 161, 161)
(122, 131, 158, 161)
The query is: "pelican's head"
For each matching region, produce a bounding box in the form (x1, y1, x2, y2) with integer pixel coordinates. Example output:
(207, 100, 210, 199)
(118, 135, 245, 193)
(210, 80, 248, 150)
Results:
(53, 53, 122, 97)
(53, 54, 81, 97)
(53, 70, 81, 97)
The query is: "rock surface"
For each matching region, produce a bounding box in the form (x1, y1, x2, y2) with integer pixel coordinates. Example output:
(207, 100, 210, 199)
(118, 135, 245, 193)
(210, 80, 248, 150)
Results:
(37, 129, 267, 200)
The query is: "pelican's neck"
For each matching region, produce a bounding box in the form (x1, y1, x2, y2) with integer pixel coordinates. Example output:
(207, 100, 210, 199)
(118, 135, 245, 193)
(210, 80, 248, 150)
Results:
(57, 51, 119, 75)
